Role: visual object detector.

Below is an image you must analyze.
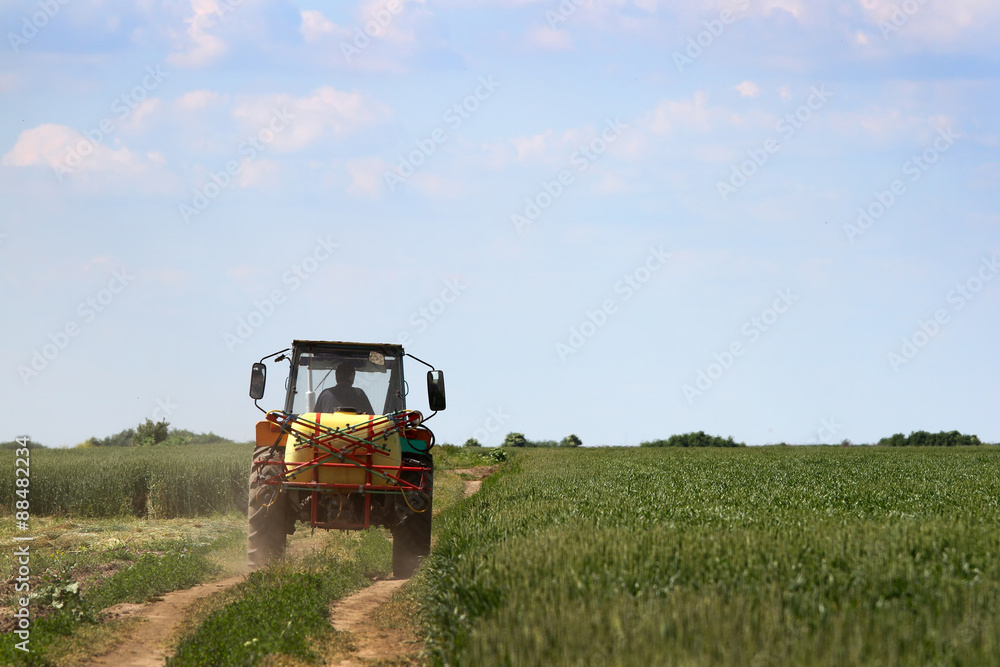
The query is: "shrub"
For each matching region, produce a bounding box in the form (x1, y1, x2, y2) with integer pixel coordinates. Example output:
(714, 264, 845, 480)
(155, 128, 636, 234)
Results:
(560, 434, 583, 448)
(640, 431, 744, 447)
(464, 438, 483, 448)
(134, 419, 170, 447)
(503, 433, 528, 448)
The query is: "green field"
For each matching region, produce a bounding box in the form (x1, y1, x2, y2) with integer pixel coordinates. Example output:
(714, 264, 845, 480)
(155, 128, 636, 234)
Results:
(421, 447, 1000, 665)
(0, 442, 501, 520)
(0, 443, 249, 518)
(4, 443, 999, 665)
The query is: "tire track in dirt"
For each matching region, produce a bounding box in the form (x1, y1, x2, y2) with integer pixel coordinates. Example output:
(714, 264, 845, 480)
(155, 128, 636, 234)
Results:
(327, 578, 413, 667)
(85, 574, 246, 667)
(84, 533, 327, 667)
(326, 466, 494, 666)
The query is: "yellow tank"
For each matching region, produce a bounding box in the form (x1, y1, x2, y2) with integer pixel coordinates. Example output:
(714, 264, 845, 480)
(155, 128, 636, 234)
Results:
(284, 412, 402, 486)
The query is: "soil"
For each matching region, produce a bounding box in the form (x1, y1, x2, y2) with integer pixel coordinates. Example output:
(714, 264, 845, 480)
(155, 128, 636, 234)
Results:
(324, 466, 491, 666)
(85, 574, 247, 667)
(326, 578, 413, 667)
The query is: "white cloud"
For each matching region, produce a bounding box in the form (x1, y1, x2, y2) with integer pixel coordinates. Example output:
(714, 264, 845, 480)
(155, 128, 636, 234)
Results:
(511, 131, 553, 163)
(755, 0, 805, 19)
(345, 157, 386, 198)
(2, 124, 175, 192)
(175, 90, 228, 111)
(411, 172, 459, 198)
(593, 170, 629, 194)
(168, 0, 228, 67)
(856, 0, 1000, 51)
(734, 81, 760, 98)
(297, 2, 431, 73)
(642, 91, 771, 136)
(300, 9, 350, 44)
(236, 158, 281, 189)
(0, 72, 20, 93)
(645, 92, 715, 134)
(692, 144, 741, 164)
(232, 86, 392, 152)
(4, 124, 140, 173)
(120, 99, 162, 132)
(524, 26, 573, 51)
(826, 107, 944, 144)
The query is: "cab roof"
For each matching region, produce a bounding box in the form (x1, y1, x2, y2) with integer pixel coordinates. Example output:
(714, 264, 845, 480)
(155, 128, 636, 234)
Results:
(293, 340, 404, 353)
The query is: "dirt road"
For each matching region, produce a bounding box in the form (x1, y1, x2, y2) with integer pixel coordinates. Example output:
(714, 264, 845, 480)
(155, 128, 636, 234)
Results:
(84, 466, 493, 666)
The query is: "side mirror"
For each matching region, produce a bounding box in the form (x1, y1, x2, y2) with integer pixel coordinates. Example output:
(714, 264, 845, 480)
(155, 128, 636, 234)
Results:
(427, 370, 446, 411)
(250, 363, 267, 400)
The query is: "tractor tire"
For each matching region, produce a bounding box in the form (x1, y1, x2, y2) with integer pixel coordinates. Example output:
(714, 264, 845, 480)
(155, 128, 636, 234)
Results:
(392, 456, 433, 579)
(247, 445, 290, 571)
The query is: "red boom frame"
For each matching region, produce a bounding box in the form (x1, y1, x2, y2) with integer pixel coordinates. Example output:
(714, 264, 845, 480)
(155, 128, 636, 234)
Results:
(253, 409, 432, 529)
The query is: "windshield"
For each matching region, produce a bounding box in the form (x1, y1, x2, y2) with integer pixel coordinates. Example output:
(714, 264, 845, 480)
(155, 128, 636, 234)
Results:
(287, 346, 404, 416)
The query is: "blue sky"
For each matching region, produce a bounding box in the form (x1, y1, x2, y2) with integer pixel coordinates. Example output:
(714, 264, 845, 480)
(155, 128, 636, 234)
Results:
(1, 0, 998, 447)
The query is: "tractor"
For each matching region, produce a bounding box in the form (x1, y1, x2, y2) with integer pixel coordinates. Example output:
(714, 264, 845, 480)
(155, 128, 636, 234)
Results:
(247, 340, 445, 578)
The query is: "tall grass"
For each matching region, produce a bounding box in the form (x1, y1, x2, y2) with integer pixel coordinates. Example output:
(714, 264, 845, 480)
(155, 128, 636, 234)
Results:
(0, 443, 248, 518)
(421, 447, 1000, 665)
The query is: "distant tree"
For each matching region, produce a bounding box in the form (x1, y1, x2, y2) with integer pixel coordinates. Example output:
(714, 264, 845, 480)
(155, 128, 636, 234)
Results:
(877, 430, 981, 447)
(463, 437, 483, 448)
(640, 431, 745, 447)
(503, 432, 527, 448)
(560, 434, 583, 448)
(133, 419, 169, 447)
(0, 439, 45, 450)
(528, 440, 558, 447)
(87, 427, 136, 447)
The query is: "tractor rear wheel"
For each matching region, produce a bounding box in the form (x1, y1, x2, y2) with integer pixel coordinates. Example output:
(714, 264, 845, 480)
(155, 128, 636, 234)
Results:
(392, 456, 433, 578)
(247, 446, 290, 571)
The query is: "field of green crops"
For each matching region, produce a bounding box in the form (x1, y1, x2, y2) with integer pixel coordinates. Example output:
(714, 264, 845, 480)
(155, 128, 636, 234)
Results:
(0, 444, 249, 518)
(0, 442, 503, 520)
(421, 447, 1000, 666)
